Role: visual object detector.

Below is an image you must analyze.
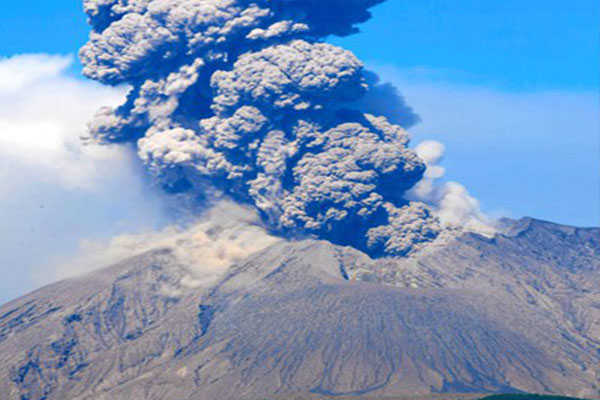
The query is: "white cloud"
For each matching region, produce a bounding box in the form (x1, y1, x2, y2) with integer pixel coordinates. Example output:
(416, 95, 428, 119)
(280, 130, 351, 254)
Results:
(0, 54, 72, 92)
(0, 54, 168, 304)
(0, 54, 131, 192)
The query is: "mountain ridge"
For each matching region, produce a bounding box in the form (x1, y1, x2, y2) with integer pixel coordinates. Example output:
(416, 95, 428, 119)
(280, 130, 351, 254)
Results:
(0, 218, 599, 399)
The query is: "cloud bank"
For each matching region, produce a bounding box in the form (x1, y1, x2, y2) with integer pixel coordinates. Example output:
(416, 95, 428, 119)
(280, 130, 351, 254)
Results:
(80, 0, 444, 257)
(0, 54, 169, 303)
(0, 54, 132, 192)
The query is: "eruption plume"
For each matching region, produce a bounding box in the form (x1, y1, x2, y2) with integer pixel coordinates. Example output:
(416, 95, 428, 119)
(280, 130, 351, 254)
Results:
(81, 0, 443, 256)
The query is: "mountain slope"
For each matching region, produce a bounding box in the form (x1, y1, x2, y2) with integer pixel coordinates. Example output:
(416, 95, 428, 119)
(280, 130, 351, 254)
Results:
(0, 218, 598, 400)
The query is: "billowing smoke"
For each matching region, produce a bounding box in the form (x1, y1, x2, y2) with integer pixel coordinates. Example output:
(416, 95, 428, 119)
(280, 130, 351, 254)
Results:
(81, 0, 442, 257)
(407, 140, 496, 236)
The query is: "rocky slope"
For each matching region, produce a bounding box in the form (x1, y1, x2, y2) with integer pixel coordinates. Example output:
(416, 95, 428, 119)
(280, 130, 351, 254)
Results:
(0, 218, 598, 399)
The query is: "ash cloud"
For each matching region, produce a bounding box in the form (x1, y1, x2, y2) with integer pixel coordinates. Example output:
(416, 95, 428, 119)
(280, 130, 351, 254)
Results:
(49, 201, 280, 287)
(81, 0, 442, 257)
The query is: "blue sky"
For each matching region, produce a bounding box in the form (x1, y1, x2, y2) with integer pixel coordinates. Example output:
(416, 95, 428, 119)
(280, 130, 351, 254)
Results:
(2, 0, 597, 90)
(336, 0, 600, 227)
(332, 0, 599, 90)
(0, 1, 598, 303)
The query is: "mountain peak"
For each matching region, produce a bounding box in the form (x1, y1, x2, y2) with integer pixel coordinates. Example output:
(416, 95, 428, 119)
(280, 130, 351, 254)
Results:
(498, 216, 597, 238)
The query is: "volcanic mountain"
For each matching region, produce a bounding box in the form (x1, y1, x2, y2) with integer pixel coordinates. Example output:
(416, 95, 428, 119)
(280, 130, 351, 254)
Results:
(1, 217, 599, 400)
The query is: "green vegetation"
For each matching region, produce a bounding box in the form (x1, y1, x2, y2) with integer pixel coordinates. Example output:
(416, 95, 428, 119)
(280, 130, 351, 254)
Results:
(254, 394, 593, 400)
(480, 395, 591, 400)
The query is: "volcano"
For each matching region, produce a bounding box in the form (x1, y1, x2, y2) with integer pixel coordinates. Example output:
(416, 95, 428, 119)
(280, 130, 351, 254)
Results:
(1, 217, 599, 400)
